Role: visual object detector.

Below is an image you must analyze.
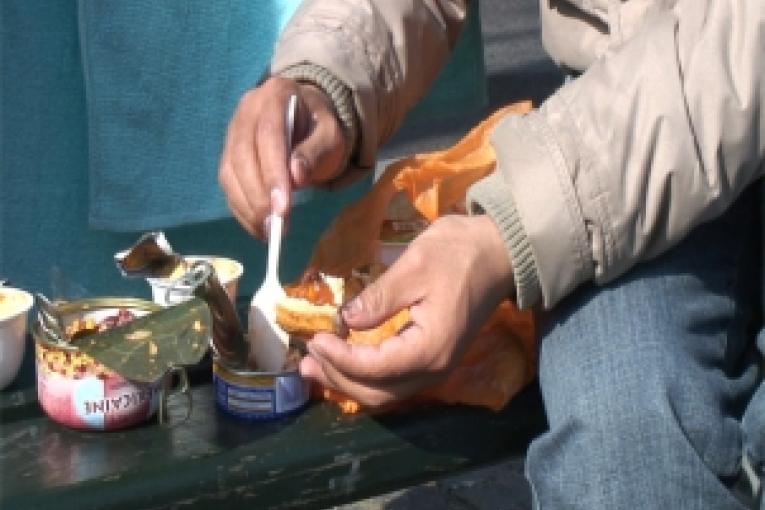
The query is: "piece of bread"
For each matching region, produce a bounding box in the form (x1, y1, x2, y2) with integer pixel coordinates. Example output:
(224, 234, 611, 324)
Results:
(347, 308, 411, 345)
(275, 266, 410, 342)
(275, 297, 342, 338)
(275, 270, 345, 338)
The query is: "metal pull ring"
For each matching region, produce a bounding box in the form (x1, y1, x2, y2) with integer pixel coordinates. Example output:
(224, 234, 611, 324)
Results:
(158, 366, 192, 427)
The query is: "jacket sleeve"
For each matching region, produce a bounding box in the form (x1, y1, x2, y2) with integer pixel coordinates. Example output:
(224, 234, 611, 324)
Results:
(468, 0, 765, 309)
(271, 0, 467, 169)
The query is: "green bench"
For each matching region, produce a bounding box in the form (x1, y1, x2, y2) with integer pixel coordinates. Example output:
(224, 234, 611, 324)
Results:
(1, 329, 545, 510)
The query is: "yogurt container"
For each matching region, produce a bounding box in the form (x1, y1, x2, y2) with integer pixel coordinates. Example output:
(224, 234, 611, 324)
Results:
(213, 357, 309, 421)
(0, 286, 33, 390)
(147, 256, 243, 307)
(33, 297, 190, 430)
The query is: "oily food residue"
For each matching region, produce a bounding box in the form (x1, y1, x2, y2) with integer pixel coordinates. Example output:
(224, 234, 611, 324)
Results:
(66, 308, 136, 341)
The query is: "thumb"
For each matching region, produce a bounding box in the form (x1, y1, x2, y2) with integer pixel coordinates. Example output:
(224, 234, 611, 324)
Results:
(289, 83, 349, 187)
(290, 134, 346, 187)
(342, 262, 420, 330)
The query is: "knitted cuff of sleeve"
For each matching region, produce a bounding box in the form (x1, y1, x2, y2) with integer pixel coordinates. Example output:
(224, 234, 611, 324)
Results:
(467, 173, 541, 309)
(278, 63, 359, 172)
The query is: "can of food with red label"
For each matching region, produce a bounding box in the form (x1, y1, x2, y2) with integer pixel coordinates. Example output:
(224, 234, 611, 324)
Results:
(213, 357, 309, 420)
(33, 297, 189, 431)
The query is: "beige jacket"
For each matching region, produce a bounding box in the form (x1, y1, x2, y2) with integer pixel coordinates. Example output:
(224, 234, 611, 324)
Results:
(272, 0, 765, 309)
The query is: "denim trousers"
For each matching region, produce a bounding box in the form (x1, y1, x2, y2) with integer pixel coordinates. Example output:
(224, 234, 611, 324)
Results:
(525, 186, 763, 509)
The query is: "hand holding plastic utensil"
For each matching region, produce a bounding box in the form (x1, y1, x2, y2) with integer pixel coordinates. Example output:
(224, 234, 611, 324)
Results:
(249, 94, 297, 372)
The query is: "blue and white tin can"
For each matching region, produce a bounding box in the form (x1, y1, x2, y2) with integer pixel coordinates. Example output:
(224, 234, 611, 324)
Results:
(213, 357, 310, 420)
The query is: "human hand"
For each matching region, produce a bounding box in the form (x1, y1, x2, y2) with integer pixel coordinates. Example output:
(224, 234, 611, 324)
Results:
(218, 76, 349, 238)
(299, 214, 515, 407)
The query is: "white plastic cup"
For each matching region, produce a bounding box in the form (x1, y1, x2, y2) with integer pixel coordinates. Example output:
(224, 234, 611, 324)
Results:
(0, 286, 33, 390)
(147, 256, 243, 307)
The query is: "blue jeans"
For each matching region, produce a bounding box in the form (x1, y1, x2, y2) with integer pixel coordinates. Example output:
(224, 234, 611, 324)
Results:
(526, 187, 762, 509)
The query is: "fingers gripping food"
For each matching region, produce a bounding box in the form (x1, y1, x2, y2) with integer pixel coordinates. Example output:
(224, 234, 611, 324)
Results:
(275, 265, 410, 342)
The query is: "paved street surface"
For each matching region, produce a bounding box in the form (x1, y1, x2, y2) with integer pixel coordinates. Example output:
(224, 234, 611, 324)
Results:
(329, 1, 563, 509)
(335, 457, 532, 510)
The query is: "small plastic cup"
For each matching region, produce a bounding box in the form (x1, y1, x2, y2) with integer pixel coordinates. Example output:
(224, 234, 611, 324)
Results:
(147, 256, 243, 307)
(0, 286, 34, 390)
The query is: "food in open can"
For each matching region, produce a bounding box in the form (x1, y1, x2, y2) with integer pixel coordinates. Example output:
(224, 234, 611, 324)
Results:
(213, 357, 309, 420)
(33, 298, 185, 431)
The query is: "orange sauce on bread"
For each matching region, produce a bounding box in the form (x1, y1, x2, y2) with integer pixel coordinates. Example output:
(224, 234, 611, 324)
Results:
(284, 269, 336, 306)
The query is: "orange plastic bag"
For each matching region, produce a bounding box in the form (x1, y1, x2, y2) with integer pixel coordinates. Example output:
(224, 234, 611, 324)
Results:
(309, 101, 537, 412)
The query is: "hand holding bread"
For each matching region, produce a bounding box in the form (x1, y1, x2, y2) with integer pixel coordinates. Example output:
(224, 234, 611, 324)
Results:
(298, 215, 515, 409)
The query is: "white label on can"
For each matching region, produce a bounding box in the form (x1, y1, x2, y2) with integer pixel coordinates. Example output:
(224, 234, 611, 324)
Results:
(228, 387, 273, 403)
(215, 376, 276, 417)
(73, 377, 106, 429)
(227, 395, 274, 413)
